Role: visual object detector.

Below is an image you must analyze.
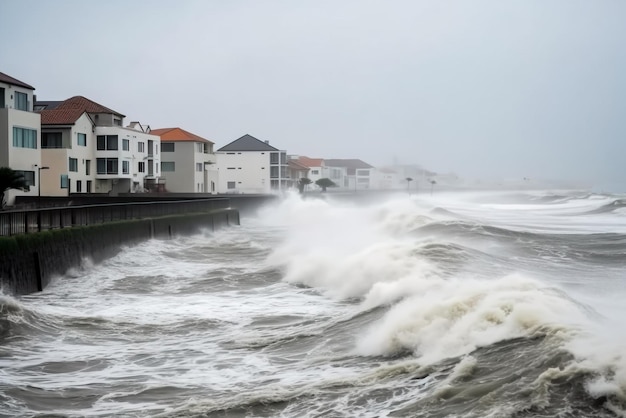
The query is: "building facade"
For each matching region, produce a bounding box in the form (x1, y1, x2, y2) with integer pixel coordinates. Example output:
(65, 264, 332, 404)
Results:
(37, 96, 161, 195)
(215, 134, 288, 194)
(0, 72, 42, 205)
(150, 127, 217, 193)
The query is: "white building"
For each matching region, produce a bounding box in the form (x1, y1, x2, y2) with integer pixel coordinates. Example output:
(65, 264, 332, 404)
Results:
(324, 159, 375, 191)
(150, 127, 217, 193)
(215, 134, 288, 194)
(0, 72, 42, 205)
(37, 96, 161, 195)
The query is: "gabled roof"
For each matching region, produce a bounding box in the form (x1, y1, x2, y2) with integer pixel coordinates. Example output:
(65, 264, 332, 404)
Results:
(217, 134, 279, 152)
(40, 108, 91, 126)
(37, 95, 124, 125)
(55, 96, 125, 117)
(324, 159, 374, 175)
(150, 127, 214, 144)
(297, 156, 324, 168)
(288, 160, 310, 171)
(0, 72, 35, 90)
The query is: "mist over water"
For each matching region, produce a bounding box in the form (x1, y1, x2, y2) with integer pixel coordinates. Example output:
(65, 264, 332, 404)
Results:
(2, 190, 626, 417)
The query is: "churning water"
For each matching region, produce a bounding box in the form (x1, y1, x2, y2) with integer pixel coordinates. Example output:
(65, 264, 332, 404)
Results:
(2, 190, 626, 417)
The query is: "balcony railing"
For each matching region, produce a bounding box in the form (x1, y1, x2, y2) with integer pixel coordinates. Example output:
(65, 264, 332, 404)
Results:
(0, 198, 230, 236)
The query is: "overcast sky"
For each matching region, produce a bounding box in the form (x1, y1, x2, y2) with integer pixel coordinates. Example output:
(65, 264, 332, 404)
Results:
(1, 0, 625, 189)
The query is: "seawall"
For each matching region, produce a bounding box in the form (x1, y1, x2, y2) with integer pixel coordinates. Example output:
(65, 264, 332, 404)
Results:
(0, 208, 239, 296)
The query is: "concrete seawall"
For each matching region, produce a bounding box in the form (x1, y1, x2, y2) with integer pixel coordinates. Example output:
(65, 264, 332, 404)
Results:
(0, 208, 239, 296)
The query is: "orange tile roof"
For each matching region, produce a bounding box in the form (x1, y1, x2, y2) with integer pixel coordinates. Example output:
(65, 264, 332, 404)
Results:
(288, 160, 310, 171)
(150, 127, 214, 144)
(297, 156, 324, 168)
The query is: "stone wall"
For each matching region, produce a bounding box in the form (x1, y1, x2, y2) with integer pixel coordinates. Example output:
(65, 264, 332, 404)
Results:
(0, 209, 239, 296)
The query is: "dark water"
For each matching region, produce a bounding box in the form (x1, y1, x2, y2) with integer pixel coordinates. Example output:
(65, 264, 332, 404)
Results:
(1, 190, 626, 417)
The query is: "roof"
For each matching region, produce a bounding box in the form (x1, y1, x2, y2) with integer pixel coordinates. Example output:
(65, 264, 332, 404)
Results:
(37, 95, 125, 125)
(0, 72, 35, 90)
(324, 159, 374, 175)
(288, 160, 310, 171)
(297, 156, 324, 168)
(34, 101, 63, 111)
(55, 96, 125, 117)
(150, 127, 214, 144)
(217, 134, 279, 152)
(40, 108, 90, 125)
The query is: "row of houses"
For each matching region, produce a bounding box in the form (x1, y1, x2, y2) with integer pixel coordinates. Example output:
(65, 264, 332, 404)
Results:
(1, 71, 431, 206)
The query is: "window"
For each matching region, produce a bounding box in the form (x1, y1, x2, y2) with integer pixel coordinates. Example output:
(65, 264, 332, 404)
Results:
(356, 170, 370, 176)
(281, 152, 286, 164)
(161, 161, 175, 172)
(358, 178, 370, 183)
(42, 132, 63, 148)
(86, 180, 92, 193)
(60, 174, 69, 189)
(161, 143, 174, 152)
(311, 170, 319, 175)
(270, 166, 279, 178)
(96, 158, 118, 174)
(76, 180, 82, 192)
(12, 127, 37, 149)
(85, 160, 91, 175)
(15, 92, 28, 111)
(69, 158, 78, 172)
(196, 143, 203, 153)
(113, 118, 122, 126)
(270, 152, 279, 164)
(122, 160, 129, 174)
(14, 170, 34, 188)
(138, 142, 145, 153)
(227, 181, 236, 189)
(77, 133, 86, 146)
(96, 135, 118, 150)
(196, 163, 203, 172)
(138, 162, 145, 173)
(122, 139, 130, 151)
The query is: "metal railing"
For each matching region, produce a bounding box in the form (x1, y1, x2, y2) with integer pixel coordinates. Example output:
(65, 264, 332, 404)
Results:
(0, 198, 230, 236)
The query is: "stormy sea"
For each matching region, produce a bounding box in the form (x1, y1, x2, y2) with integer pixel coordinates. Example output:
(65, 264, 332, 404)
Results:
(2, 190, 626, 417)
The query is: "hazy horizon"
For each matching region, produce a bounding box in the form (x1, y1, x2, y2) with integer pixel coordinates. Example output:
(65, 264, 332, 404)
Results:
(1, 0, 624, 191)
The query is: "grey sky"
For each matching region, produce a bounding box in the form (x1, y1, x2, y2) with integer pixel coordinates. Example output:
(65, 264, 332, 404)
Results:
(1, 0, 625, 189)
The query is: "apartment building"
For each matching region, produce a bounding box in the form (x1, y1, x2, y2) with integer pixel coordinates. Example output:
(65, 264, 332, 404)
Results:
(215, 134, 288, 194)
(37, 96, 160, 195)
(0, 72, 42, 205)
(150, 127, 217, 193)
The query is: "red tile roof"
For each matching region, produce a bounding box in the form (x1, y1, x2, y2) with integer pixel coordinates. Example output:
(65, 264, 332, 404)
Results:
(150, 127, 214, 144)
(40, 108, 88, 125)
(38, 95, 124, 125)
(0, 72, 35, 90)
(297, 156, 324, 168)
(288, 160, 310, 171)
(56, 96, 124, 117)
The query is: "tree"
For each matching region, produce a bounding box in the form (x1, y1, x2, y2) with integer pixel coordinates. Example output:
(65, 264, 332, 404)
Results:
(429, 179, 437, 195)
(298, 177, 312, 194)
(315, 177, 337, 192)
(0, 167, 29, 209)
(405, 177, 413, 195)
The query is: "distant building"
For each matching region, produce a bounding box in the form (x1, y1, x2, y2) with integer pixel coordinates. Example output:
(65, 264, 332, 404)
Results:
(37, 96, 161, 195)
(0, 72, 42, 205)
(150, 127, 217, 193)
(287, 158, 310, 190)
(293, 156, 326, 186)
(324, 159, 374, 190)
(215, 134, 288, 194)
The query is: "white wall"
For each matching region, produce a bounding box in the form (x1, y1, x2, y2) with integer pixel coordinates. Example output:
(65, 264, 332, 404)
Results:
(216, 151, 271, 194)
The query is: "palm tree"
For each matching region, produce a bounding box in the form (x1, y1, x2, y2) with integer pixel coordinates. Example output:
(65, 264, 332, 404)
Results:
(315, 178, 337, 192)
(405, 177, 413, 195)
(0, 167, 29, 209)
(298, 177, 312, 194)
